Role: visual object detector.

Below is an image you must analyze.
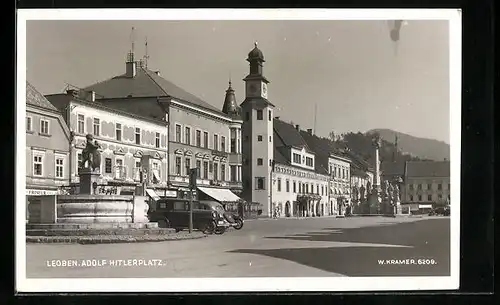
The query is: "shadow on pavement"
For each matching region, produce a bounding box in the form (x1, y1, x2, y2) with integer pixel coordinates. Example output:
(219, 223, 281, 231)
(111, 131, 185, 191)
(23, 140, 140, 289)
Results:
(229, 219, 450, 277)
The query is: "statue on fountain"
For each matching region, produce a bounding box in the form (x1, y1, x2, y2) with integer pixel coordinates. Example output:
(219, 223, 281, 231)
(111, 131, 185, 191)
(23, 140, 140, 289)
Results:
(81, 134, 102, 172)
(388, 182, 395, 214)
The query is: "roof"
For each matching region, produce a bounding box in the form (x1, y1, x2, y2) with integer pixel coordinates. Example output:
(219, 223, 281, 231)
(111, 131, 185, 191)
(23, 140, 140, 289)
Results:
(381, 161, 406, 177)
(248, 42, 265, 61)
(82, 66, 226, 116)
(26, 81, 59, 112)
(221, 81, 241, 119)
(405, 161, 450, 178)
(274, 119, 311, 150)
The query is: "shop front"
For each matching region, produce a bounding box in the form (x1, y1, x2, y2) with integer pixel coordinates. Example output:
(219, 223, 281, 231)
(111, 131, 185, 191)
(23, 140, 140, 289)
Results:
(296, 194, 321, 217)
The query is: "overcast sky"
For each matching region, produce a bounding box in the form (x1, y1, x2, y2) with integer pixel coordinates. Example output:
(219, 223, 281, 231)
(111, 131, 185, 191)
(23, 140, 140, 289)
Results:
(26, 20, 450, 143)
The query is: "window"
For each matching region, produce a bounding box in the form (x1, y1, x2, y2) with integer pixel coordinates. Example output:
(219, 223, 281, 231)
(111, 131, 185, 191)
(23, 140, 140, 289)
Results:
(306, 184, 309, 194)
(427, 194, 432, 201)
(135, 128, 141, 145)
(298, 182, 302, 193)
(221, 136, 226, 152)
(306, 157, 313, 167)
(93, 118, 100, 136)
(438, 194, 442, 201)
(418, 184, 422, 190)
(268, 110, 272, 121)
(55, 157, 64, 178)
(293, 153, 301, 164)
(418, 195, 422, 201)
(115, 123, 122, 141)
(196, 160, 201, 178)
(221, 164, 226, 181)
(40, 119, 49, 135)
(257, 158, 263, 166)
(77, 153, 83, 174)
(230, 129, 236, 153)
(175, 124, 182, 143)
(269, 136, 272, 142)
(104, 158, 112, 173)
(185, 127, 191, 145)
(311, 184, 314, 194)
(77, 114, 85, 134)
(427, 184, 432, 190)
(438, 183, 442, 190)
(155, 132, 160, 148)
(213, 163, 219, 181)
(115, 158, 124, 179)
(286, 180, 290, 192)
(185, 158, 191, 176)
(135, 160, 141, 181)
(230, 165, 236, 182)
(409, 184, 414, 190)
(317, 184, 319, 194)
(175, 156, 182, 175)
(257, 135, 263, 141)
(256, 177, 265, 190)
(26, 117, 32, 131)
(321, 186, 324, 196)
(214, 134, 219, 150)
(277, 179, 281, 192)
(204, 131, 209, 148)
(196, 130, 201, 147)
(245, 112, 250, 121)
(293, 181, 296, 193)
(256, 110, 263, 120)
(342, 168, 345, 179)
(203, 161, 208, 179)
(409, 195, 414, 201)
(33, 154, 43, 176)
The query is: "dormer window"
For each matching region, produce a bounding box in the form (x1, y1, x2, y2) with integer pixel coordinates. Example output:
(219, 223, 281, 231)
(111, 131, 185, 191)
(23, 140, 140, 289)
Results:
(293, 153, 301, 164)
(305, 157, 313, 167)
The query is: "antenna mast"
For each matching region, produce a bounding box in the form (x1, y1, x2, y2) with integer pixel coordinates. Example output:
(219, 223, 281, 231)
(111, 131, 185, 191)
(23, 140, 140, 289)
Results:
(144, 36, 149, 69)
(313, 103, 317, 135)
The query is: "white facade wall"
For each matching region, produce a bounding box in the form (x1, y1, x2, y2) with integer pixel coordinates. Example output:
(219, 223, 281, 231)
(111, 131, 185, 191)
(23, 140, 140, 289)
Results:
(272, 163, 329, 217)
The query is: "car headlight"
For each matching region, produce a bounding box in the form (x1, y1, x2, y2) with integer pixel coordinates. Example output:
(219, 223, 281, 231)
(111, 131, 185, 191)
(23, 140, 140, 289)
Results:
(212, 211, 217, 218)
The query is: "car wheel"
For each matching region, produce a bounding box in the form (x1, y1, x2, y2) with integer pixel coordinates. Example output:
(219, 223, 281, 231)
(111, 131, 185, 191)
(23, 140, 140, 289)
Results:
(157, 218, 170, 228)
(202, 221, 216, 234)
(234, 219, 243, 230)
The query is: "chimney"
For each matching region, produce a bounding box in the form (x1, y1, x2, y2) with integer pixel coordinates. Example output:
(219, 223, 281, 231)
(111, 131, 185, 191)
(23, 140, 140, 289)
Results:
(295, 124, 300, 131)
(88, 91, 95, 102)
(125, 51, 137, 78)
(66, 89, 78, 97)
(154, 71, 160, 76)
(275, 116, 280, 120)
(307, 128, 313, 135)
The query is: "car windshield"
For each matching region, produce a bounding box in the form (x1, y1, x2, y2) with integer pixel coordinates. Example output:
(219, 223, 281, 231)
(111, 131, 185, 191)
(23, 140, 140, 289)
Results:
(214, 205, 225, 214)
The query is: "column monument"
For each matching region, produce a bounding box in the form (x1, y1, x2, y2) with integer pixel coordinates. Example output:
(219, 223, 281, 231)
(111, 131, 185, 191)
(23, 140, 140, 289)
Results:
(368, 135, 382, 214)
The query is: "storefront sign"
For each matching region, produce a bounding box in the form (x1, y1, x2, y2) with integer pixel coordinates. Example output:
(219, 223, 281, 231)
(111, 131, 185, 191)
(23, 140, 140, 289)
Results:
(164, 190, 178, 197)
(26, 189, 59, 196)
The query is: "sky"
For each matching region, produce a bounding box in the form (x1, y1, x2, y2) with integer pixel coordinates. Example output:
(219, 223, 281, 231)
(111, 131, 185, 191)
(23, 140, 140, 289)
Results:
(26, 19, 450, 143)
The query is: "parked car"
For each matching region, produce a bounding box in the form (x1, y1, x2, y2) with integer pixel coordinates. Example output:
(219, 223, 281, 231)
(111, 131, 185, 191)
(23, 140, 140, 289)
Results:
(197, 201, 242, 232)
(148, 198, 228, 234)
(429, 206, 450, 216)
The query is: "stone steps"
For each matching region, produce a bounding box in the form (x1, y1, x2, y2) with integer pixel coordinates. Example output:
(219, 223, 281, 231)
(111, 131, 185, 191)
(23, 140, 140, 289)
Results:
(26, 222, 158, 230)
(26, 228, 176, 237)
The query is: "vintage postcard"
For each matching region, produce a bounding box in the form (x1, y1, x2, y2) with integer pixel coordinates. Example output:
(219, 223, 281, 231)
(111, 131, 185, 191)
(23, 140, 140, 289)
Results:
(16, 9, 461, 292)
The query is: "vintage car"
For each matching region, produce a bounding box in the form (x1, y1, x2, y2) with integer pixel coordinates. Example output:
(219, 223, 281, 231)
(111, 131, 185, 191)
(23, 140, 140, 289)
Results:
(195, 201, 242, 232)
(429, 206, 450, 216)
(148, 198, 228, 233)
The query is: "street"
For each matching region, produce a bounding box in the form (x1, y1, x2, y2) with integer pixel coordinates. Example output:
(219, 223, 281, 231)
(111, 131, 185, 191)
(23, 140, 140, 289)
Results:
(26, 216, 450, 278)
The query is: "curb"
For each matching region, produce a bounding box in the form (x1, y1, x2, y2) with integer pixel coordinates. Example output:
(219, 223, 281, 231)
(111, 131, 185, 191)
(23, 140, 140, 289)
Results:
(26, 233, 207, 244)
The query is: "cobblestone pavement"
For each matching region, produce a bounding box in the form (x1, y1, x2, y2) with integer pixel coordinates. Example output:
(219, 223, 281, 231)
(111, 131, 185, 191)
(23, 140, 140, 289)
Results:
(25, 216, 450, 278)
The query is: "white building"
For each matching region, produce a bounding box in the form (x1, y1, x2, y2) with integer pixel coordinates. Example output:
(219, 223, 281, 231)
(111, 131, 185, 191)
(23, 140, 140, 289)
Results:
(328, 153, 351, 215)
(46, 91, 169, 195)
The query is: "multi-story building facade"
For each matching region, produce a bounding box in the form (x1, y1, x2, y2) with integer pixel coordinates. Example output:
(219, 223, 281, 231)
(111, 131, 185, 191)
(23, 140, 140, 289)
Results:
(45, 90, 169, 196)
(240, 42, 275, 216)
(68, 49, 242, 201)
(272, 120, 330, 217)
(403, 160, 450, 213)
(26, 82, 72, 221)
(328, 153, 351, 215)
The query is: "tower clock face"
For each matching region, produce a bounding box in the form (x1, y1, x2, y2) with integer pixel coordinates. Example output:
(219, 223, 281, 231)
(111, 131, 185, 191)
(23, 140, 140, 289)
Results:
(262, 83, 268, 98)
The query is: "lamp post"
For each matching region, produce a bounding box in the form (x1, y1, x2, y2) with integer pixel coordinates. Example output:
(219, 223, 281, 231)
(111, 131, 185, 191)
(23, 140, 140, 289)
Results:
(188, 168, 198, 233)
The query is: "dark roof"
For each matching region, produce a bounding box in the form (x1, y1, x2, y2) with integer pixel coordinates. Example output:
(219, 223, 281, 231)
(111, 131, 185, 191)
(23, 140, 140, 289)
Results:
(221, 81, 241, 119)
(274, 119, 311, 150)
(248, 42, 265, 61)
(26, 81, 59, 112)
(344, 150, 375, 172)
(405, 161, 450, 177)
(82, 66, 226, 116)
(381, 161, 406, 177)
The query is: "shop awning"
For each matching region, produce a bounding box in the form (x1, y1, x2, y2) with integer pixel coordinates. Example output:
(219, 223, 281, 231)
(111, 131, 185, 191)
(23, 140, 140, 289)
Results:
(146, 189, 161, 201)
(197, 186, 241, 203)
(152, 170, 161, 182)
(419, 204, 433, 209)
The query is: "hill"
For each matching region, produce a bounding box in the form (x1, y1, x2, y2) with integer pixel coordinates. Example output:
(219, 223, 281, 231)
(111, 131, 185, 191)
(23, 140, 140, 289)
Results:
(366, 129, 450, 161)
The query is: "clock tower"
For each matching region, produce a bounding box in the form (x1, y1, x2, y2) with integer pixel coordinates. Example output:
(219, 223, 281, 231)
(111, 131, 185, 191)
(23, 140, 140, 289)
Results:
(240, 42, 275, 217)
